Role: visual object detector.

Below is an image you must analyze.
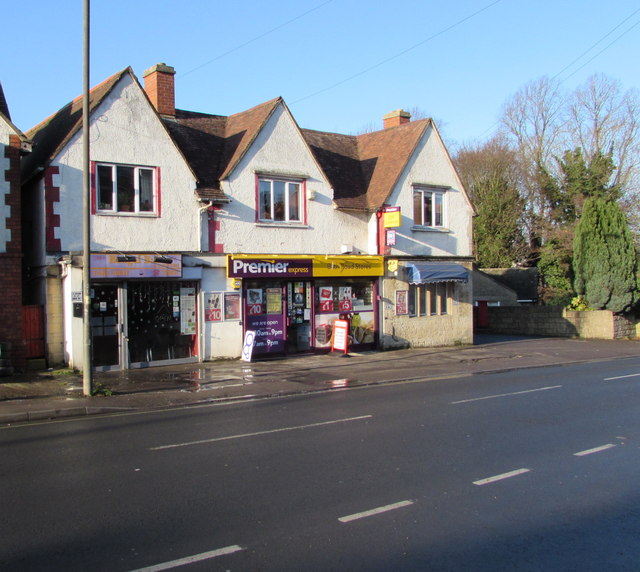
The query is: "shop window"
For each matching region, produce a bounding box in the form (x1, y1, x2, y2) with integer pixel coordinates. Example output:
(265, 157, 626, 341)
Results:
(408, 283, 450, 316)
(94, 162, 159, 215)
(257, 176, 304, 223)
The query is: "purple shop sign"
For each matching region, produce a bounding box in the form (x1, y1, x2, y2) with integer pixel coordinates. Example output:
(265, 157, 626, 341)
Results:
(229, 257, 313, 278)
(245, 314, 286, 353)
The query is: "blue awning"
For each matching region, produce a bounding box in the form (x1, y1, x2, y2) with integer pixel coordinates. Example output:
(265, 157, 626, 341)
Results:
(407, 262, 468, 284)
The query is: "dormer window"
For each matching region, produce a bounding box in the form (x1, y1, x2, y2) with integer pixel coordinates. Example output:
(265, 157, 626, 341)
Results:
(94, 163, 159, 215)
(257, 176, 304, 224)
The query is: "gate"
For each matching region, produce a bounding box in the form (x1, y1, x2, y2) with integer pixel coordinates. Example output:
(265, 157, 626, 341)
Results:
(23, 305, 45, 358)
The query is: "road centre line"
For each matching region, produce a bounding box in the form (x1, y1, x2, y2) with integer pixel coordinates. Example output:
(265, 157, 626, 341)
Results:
(150, 415, 373, 450)
(128, 544, 243, 571)
(451, 385, 562, 404)
(574, 444, 616, 456)
(338, 500, 414, 523)
(473, 468, 531, 486)
(604, 372, 640, 380)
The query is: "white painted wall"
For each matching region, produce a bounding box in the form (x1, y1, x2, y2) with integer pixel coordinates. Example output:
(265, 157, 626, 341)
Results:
(0, 120, 13, 253)
(50, 73, 199, 253)
(385, 124, 473, 258)
(218, 104, 370, 255)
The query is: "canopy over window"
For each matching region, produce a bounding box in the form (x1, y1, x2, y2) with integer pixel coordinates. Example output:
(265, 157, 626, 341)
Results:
(407, 262, 468, 284)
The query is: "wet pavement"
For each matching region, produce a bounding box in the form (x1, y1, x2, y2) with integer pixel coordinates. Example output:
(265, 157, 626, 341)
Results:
(1, 335, 639, 424)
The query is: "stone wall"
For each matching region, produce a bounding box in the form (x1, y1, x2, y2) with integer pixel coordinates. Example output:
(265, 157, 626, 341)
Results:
(484, 306, 638, 340)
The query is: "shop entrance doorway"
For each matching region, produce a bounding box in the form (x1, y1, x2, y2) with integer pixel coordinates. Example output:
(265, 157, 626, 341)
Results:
(126, 282, 198, 366)
(91, 284, 121, 369)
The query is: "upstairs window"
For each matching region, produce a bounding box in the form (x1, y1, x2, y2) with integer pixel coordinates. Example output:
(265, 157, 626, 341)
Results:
(95, 163, 158, 214)
(257, 176, 304, 223)
(413, 186, 446, 228)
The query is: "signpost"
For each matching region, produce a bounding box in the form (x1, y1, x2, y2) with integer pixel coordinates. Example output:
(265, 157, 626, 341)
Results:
(241, 330, 256, 362)
(331, 319, 350, 356)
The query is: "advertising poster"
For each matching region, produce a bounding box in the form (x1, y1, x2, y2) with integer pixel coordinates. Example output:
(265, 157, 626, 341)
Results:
(266, 288, 282, 314)
(246, 314, 285, 353)
(205, 292, 223, 322)
(180, 288, 196, 335)
(396, 290, 409, 315)
(224, 292, 241, 320)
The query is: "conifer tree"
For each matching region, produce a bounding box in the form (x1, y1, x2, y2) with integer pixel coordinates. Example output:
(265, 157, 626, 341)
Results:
(573, 197, 637, 312)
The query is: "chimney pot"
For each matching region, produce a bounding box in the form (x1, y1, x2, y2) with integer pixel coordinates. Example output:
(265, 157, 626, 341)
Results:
(143, 63, 176, 117)
(383, 109, 411, 129)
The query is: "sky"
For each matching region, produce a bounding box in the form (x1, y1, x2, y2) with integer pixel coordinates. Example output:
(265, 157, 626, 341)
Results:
(2, 0, 639, 150)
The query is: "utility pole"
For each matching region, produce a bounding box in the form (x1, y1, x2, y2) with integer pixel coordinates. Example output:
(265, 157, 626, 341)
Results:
(82, 0, 92, 396)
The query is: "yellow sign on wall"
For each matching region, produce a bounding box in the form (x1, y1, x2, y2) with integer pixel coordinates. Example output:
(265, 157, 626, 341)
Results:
(383, 207, 401, 228)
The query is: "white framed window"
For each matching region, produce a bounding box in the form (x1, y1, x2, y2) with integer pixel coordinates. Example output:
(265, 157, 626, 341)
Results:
(95, 163, 158, 215)
(257, 176, 304, 223)
(413, 186, 446, 228)
(408, 283, 450, 316)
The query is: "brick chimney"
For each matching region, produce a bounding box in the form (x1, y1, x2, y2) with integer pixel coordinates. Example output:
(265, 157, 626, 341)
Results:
(143, 63, 176, 117)
(383, 109, 411, 129)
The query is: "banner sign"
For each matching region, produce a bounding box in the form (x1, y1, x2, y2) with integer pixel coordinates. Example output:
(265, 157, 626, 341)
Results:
(228, 255, 384, 278)
(91, 253, 182, 279)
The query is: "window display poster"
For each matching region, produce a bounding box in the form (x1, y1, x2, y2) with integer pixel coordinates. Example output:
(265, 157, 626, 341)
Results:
(396, 290, 408, 315)
(247, 288, 263, 315)
(246, 313, 285, 353)
(266, 288, 282, 314)
(180, 287, 196, 335)
(224, 292, 241, 320)
(339, 286, 352, 300)
(205, 292, 223, 322)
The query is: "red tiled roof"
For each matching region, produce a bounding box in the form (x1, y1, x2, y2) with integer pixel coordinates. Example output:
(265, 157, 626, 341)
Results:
(302, 119, 431, 211)
(22, 68, 130, 182)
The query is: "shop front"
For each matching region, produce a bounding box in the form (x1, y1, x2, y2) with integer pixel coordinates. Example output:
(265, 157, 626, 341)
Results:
(227, 255, 384, 356)
(89, 253, 199, 370)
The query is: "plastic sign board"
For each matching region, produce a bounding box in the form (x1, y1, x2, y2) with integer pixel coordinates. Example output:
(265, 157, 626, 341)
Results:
(383, 207, 401, 228)
(241, 330, 256, 362)
(331, 320, 350, 354)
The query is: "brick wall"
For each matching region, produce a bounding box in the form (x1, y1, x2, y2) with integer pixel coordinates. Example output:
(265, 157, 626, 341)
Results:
(0, 138, 26, 368)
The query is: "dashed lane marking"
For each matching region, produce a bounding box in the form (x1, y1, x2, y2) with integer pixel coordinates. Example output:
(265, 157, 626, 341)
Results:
(574, 444, 616, 456)
(128, 544, 244, 571)
(150, 415, 373, 450)
(338, 500, 414, 523)
(473, 468, 531, 486)
(451, 385, 562, 404)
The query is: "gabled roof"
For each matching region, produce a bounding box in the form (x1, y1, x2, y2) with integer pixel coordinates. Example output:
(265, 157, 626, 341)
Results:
(0, 82, 11, 121)
(22, 68, 131, 182)
(165, 98, 280, 200)
(302, 119, 431, 211)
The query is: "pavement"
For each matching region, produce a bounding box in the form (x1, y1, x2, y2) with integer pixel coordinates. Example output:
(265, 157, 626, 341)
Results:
(1, 334, 639, 425)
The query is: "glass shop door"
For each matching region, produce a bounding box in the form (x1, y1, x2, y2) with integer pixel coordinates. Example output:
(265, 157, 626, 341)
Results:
(91, 284, 122, 370)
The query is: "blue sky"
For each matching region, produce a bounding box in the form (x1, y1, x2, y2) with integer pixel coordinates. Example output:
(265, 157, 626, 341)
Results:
(3, 0, 639, 148)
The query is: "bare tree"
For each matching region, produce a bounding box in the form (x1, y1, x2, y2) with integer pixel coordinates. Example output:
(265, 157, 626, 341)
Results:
(566, 74, 640, 194)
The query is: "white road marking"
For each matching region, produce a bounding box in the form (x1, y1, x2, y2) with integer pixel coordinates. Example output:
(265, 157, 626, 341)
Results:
(574, 444, 616, 456)
(604, 373, 640, 380)
(451, 385, 561, 404)
(150, 415, 373, 450)
(473, 468, 531, 486)
(129, 544, 243, 571)
(338, 500, 414, 523)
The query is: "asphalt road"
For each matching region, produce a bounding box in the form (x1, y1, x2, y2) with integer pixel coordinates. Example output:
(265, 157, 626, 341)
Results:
(2, 356, 640, 571)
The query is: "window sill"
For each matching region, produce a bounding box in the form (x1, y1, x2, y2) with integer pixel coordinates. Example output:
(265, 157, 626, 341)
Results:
(96, 211, 158, 217)
(411, 225, 450, 233)
(255, 222, 310, 229)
